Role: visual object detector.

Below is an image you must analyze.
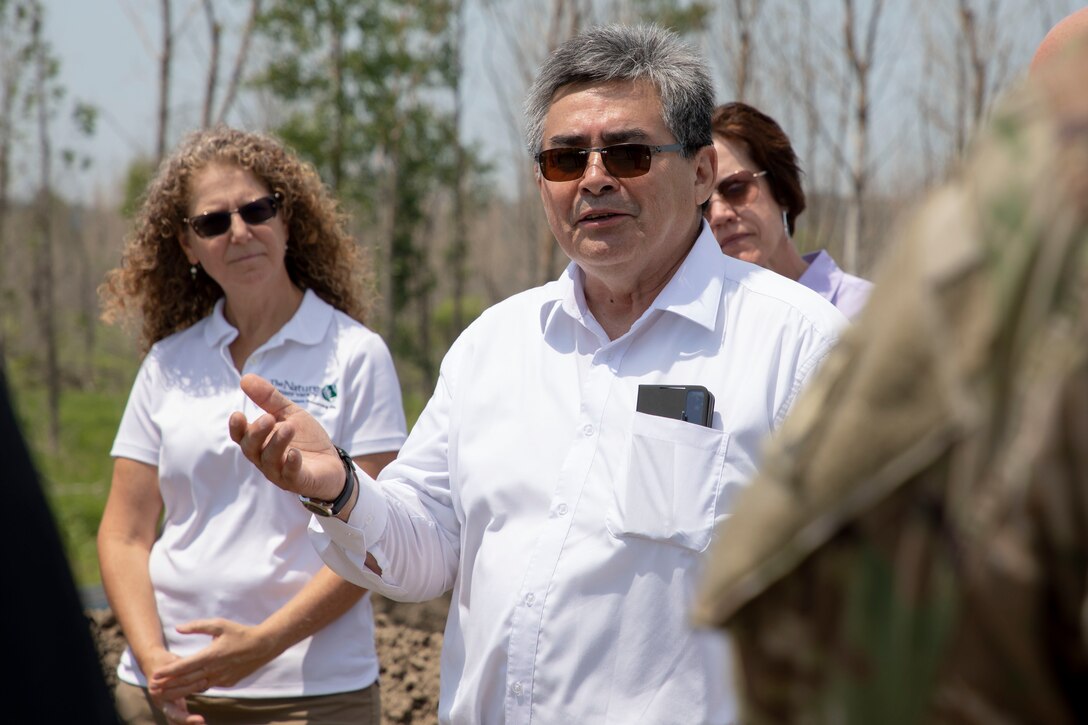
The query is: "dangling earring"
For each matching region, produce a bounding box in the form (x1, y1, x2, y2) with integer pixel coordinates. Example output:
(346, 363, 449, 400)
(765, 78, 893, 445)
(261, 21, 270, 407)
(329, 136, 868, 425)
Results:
(190, 264, 198, 280)
(781, 209, 791, 239)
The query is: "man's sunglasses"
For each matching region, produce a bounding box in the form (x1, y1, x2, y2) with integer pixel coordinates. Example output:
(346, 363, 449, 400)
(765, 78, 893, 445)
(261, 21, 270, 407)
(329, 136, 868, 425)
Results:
(184, 193, 282, 238)
(711, 169, 767, 208)
(536, 143, 684, 182)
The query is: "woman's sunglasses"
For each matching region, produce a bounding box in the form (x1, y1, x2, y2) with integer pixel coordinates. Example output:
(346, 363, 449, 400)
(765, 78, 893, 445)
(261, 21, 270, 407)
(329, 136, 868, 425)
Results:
(536, 143, 683, 182)
(184, 193, 282, 238)
(711, 169, 767, 208)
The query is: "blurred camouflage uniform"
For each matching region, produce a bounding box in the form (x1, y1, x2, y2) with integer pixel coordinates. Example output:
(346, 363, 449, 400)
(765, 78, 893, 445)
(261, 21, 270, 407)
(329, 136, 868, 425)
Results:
(692, 46, 1088, 725)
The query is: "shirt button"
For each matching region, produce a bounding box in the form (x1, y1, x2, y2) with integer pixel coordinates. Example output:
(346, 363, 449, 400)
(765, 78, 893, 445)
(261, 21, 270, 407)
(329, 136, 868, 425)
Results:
(557, 503, 569, 516)
(582, 424, 594, 437)
(525, 593, 535, 606)
(512, 681, 523, 697)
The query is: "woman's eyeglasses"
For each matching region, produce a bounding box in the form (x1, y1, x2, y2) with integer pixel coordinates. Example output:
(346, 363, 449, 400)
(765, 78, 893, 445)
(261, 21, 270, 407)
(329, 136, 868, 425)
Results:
(184, 193, 282, 238)
(711, 170, 767, 208)
(536, 143, 684, 182)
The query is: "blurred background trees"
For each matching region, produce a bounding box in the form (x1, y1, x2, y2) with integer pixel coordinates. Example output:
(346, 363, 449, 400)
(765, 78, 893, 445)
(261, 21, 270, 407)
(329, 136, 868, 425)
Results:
(0, 0, 1078, 587)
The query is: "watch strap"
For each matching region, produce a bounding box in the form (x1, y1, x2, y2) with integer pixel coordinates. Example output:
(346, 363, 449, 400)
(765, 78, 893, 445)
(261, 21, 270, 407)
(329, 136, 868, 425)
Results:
(298, 446, 357, 516)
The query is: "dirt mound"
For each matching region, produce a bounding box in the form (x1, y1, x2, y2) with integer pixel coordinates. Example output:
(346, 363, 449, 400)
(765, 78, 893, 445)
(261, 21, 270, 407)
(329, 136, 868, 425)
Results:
(88, 594, 449, 724)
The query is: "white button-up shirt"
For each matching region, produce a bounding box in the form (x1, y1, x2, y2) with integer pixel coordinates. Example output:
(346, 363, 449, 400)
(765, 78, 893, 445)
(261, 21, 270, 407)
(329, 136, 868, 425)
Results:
(312, 226, 846, 723)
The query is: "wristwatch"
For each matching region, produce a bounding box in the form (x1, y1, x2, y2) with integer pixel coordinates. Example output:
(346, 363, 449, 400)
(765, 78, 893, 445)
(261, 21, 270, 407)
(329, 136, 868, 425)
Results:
(298, 446, 357, 517)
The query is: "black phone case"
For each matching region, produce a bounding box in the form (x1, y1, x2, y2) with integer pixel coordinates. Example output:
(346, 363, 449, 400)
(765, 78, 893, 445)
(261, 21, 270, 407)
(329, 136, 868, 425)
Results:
(636, 385, 715, 427)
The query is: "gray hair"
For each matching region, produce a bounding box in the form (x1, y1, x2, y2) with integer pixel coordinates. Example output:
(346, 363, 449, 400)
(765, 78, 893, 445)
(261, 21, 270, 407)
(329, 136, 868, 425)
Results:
(524, 24, 714, 158)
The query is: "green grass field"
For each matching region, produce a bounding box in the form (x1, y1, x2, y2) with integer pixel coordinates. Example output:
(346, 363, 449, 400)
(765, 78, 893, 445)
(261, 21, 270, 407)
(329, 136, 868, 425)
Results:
(8, 340, 136, 588)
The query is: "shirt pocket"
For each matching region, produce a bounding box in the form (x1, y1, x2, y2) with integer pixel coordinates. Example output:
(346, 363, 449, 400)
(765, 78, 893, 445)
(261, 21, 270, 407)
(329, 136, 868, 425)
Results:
(606, 412, 729, 553)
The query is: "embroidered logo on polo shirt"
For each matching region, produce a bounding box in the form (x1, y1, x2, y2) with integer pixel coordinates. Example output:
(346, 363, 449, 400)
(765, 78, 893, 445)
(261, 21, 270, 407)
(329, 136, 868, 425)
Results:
(268, 378, 340, 410)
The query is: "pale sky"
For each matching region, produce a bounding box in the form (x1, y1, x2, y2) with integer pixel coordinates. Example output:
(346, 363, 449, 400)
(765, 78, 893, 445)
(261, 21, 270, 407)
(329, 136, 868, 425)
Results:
(38, 0, 503, 204)
(34, 0, 1078, 206)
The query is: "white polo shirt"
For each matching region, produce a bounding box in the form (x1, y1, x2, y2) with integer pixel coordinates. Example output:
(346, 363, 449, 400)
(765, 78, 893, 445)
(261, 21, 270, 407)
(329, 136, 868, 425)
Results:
(112, 289, 407, 698)
(312, 226, 847, 723)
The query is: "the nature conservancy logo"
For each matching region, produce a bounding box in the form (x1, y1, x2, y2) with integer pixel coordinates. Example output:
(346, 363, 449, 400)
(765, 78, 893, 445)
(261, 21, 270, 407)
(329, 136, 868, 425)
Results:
(269, 378, 340, 410)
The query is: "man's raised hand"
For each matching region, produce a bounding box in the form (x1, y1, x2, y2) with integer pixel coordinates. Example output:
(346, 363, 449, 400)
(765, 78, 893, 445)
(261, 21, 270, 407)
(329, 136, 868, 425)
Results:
(229, 373, 345, 501)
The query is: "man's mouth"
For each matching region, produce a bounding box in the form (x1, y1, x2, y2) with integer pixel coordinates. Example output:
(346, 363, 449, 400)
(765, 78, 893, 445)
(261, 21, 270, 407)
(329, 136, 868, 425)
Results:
(578, 210, 626, 224)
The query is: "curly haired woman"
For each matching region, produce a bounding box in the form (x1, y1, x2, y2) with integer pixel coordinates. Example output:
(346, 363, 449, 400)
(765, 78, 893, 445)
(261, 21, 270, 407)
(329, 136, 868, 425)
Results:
(98, 126, 406, 725)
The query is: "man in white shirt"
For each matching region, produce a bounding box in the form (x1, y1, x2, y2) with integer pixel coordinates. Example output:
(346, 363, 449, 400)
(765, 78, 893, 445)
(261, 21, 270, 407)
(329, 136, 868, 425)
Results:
(230, 23, 846, 724)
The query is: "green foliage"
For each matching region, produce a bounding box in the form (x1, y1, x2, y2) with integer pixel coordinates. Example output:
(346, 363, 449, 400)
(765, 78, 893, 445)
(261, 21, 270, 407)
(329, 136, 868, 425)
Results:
(629, 0, 713, 34)
(120, 157, 156, 219)
(401, 387, 429, 430)
(254, 0, 487, 395)
(254, 0, 460, 207)
(8, 341, 137, 588)
(71, 101, 97, 135)
(432, 293, 485, 349)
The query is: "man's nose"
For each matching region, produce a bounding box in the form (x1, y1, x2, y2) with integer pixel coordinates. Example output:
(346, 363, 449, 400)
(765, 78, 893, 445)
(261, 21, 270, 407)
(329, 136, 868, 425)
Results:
(580, 151, 616, 194)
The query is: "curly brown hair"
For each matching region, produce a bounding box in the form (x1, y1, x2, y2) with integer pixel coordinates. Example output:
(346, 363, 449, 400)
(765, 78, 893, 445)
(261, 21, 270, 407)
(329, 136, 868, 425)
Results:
(100, 125, 373, 352)
(711, 102, 806, 235)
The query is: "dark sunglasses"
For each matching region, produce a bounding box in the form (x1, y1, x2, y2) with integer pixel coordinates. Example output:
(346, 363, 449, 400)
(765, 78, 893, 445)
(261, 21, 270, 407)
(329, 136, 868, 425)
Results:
(536, 143, 684, 182)
(184, 193, 282, 238)
(711, 169, 767, 208)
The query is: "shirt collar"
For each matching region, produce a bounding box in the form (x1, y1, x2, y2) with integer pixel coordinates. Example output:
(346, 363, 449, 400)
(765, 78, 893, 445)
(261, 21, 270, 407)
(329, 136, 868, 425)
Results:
(540, 222, 725, 336)
(799, 249, 844, 299)
(202, 288, 333, 350)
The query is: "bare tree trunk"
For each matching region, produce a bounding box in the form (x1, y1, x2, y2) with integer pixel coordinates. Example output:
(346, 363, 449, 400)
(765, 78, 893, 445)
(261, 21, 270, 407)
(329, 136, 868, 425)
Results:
(200, 0, 221, 128)
(732, 0, 762, 101)
(416, 217, 435, 395)
(328, 10, 345, 194)
(383, 138, 401, 348)
(0, 0, 33, 367)
(538, 0, 584, 286)
(961, 1, 986, 125)
(771, 1, 850, 254)
(955, 0, 1009, 147)
(479, 0, 588, 294)
(841, 0, 884, 274)
(214, 0, 262, 125)
(702, 0, 764, 103)
(78, 218, 101, 384)
(953, 23, 969, 155)
(157, 0, 172, 162)
(30, 0, 59, 449)
(449, 0, 468, 333)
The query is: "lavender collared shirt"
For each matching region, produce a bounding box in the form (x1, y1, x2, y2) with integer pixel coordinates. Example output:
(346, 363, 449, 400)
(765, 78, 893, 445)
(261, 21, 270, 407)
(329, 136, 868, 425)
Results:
(798, 250, 873, 320)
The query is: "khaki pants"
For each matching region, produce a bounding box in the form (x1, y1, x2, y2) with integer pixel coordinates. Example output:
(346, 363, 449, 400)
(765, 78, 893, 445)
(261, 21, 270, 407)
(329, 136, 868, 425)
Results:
(114, 680, 380, 725)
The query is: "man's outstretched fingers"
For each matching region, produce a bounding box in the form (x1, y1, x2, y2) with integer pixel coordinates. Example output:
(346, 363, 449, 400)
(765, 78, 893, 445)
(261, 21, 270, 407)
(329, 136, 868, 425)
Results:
(259, 419, 298, 472)
(227, 411, 248, 445)
(232, 372, 342, 498)
(240, 373, 298, 418)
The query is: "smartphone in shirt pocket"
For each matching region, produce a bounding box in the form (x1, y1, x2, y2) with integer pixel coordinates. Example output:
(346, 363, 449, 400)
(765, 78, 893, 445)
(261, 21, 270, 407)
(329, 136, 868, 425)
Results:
(607, 385, 726, 552)
(635, 385, 715, 427)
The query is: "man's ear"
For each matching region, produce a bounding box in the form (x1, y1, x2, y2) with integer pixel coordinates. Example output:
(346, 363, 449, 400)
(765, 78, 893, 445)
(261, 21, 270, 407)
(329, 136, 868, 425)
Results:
(693, 143, 717, 206)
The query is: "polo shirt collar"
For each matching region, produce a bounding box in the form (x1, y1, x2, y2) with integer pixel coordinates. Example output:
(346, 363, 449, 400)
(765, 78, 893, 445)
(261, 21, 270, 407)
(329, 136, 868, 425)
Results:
(541, 222, 725, 336)
(202, 289, 333, 350)
(799, 249, 843, 300)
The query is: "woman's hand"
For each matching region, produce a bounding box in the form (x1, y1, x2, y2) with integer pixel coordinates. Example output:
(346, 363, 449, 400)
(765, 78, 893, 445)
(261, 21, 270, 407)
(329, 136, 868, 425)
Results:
(159, 698, 206, 725)
(138, 646, 206, 724)
(148, 618, 280, 697)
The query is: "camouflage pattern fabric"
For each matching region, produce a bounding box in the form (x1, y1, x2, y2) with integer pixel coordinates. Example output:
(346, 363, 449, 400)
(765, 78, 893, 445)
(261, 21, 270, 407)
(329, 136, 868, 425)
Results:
(692, 46, 1088, 725)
